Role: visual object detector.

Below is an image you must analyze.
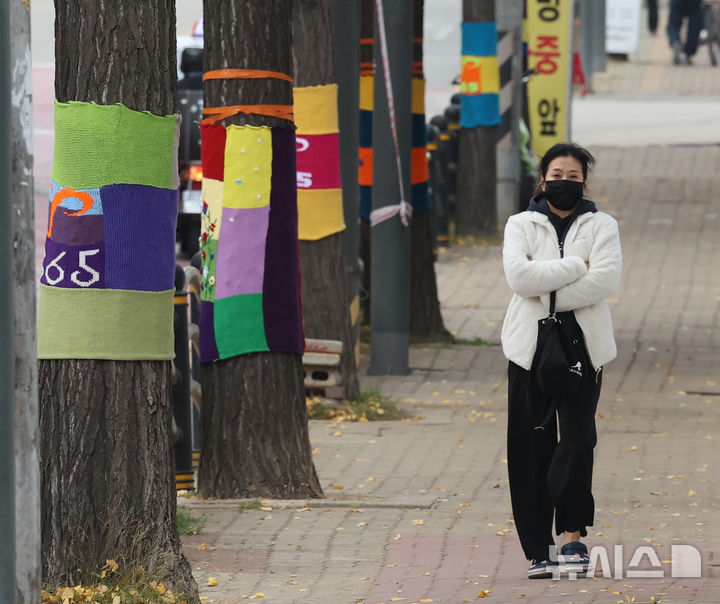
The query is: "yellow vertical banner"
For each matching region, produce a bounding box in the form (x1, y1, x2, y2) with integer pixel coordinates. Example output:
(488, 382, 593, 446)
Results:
(526, 0, 572, 158)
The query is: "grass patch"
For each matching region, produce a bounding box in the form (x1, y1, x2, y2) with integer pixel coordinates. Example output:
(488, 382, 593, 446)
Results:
(238, 500, 263, 513)
(42, 554, 194, 603)
(455, 337, 494, 346)
(307, 388, 409, 422)
(409, 333, 456, 346)
(176, 507, 204, 536)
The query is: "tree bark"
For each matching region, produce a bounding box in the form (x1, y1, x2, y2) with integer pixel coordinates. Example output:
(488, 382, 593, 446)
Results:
(198, 0, 323, 500)
(456, 0, 498, 237)
(11, 0, 40, 600)
(409, 0, 451, 341)
(41, 1, 197, 598)
(293, 0, 360, 400)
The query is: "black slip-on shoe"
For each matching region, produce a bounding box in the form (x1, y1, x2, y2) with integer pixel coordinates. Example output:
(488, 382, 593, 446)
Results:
(528, 558, 558, 579)
(559, 541, 590, 574)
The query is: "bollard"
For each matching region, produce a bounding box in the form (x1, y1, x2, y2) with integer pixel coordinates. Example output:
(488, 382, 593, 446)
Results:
(429, 114, 452, 247)
(188, 251, 203, 470)
(426, 123, 448, 257)
(443, 103, 461, 217)
(172, 264, 194, 490)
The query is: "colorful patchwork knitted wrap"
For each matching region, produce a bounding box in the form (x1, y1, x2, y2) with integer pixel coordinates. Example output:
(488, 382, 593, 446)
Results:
(460, 21, 501, 128)
(358, 75, 431, 220)
(293, 84, 346, 241)
(38, 101, 180, 360)
(198, 123, 304, 362)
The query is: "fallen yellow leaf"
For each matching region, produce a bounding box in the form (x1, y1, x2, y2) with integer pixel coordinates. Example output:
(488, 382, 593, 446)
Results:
(688, 490, 697, 497)
(330, 484, 345, 490)
(207, 577, 219, 587)
(197, 542, 209, 550)
(477, 589, 492, 598)
(413, 519, 425, 525)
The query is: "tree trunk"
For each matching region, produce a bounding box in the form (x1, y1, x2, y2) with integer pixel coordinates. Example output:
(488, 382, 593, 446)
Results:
(40, 1, 197, 598)
(11, 0, 40, 600)
(409, 0, 451, 341)
(198, 0, 323, 500)
(456, 0, 498, 237)
(293, 0, 360, 400)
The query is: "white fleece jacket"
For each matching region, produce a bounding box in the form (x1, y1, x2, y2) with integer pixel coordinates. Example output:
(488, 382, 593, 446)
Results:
(501, 209, 622, 371)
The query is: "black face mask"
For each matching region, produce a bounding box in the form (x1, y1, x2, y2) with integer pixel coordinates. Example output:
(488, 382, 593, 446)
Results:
(544, 179, 584, 211)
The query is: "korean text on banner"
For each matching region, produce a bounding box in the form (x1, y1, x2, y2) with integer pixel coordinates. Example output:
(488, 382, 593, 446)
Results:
(526, 0, 572, 158)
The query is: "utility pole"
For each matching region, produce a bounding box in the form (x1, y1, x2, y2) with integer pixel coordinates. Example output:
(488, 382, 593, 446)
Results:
(456, 0, 498, 237)
(10, 0, 40, 600)
(580, 0, 606, 90)
(368, 0, 413, 376)
(496, 0, 524, 220)
(0, 0, 17, 601)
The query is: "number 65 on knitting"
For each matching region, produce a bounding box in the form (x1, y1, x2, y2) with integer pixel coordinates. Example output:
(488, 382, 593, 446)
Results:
(44, 249, 101, 288)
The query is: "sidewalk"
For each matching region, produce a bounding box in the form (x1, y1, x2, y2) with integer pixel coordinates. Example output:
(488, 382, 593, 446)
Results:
(180, 141, 720, 603)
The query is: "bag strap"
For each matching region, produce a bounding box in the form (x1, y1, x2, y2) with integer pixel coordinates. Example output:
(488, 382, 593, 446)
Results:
(549, 290, 556, 316)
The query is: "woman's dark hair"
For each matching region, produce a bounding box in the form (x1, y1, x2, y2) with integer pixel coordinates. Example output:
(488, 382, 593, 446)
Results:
(539, 142, 595, 181)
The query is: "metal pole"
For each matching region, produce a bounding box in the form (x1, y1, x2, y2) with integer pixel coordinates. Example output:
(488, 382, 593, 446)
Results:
(10, 0, 40, 599)
(368, 0, 412, 376)
(592, 0, 607, 75)
(0, 0, 17, 598)
(566, 0, 575, 142)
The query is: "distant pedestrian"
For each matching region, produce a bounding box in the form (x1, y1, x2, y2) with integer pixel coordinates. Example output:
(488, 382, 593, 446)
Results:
(648, 0, 659, 34)
(501, 143, 622, 579)
(667, 0, 703, 64)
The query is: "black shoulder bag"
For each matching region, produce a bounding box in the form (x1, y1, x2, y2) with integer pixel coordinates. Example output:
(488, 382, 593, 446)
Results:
(535, 291, 584, 400)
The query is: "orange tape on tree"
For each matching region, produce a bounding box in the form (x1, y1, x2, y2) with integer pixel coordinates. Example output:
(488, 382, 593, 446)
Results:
(200, 104, 294, 125)
(202, 68, 293, 84)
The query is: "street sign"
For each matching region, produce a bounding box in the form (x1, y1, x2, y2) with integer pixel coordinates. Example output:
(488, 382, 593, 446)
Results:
(525, 0, 573, 157)
(606, 0, 642, 54)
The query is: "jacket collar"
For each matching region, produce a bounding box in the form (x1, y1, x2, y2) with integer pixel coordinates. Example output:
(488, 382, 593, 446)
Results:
(527, 193, 597, 229)
(528, 212, 594, 227)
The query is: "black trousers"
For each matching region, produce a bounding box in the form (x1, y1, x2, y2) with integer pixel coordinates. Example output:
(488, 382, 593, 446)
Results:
(648, 0, 659, 34)
(507, 345, 602, 562)
(667, 0, 703, 57)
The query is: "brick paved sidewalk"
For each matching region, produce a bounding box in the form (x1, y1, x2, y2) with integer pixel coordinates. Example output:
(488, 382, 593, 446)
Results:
(180, 144, 720, 603)
(593, 3, 720, 95)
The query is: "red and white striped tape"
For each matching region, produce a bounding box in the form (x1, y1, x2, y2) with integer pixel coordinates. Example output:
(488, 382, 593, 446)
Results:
(369, 0, 412, 228)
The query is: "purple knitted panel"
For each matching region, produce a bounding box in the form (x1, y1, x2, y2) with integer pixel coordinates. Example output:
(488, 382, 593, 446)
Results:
(263, 126, 304, 354)
(101, 184, 178, 292)
(198, 300, 219, 362)
(48, 211, 105, 246)
(41, 238, 106, 289)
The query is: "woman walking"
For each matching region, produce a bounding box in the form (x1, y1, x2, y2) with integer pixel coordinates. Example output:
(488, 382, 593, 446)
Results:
(501, 143, 622, 579)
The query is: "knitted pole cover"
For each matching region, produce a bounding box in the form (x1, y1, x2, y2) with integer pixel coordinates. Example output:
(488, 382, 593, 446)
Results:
(293, 84, 346, 241)
(358, 76, 431, 221)
(37, 101, 180, 360)
(198, 123, 304, 363)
